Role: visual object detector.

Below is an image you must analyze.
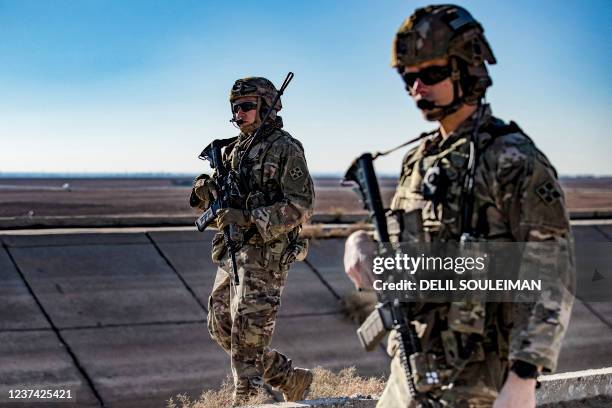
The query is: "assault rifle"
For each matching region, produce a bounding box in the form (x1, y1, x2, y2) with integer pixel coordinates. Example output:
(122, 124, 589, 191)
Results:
(194, 72, 295, 285)
(343, 153, 440, 406)
(195, 137, 242, 285)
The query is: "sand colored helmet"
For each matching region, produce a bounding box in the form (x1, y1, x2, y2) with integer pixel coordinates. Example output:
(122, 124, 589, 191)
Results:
(391, 4, 496, 105)
(229, 77, 282, 112)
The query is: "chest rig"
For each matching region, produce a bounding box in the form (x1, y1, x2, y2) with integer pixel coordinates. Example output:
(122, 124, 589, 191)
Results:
(421, 134, 472, 239)
(225, 125, 287, 212)
(393, 116, 525, 242)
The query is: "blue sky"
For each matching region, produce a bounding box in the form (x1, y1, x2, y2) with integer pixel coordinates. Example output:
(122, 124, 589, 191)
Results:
(1, 0, 610, 176)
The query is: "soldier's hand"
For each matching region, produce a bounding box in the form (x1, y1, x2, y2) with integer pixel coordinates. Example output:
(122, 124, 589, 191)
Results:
(493, 371, 536, 408)
(193, 174, 217, 201)
(217, 208, 251, 229)
(190, 174, 218, 209)
(344, 230, 376, 290)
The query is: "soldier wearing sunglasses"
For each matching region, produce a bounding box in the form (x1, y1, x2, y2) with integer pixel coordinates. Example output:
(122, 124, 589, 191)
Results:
(344, 4, 574, 408)
(190, 77, 315, 405)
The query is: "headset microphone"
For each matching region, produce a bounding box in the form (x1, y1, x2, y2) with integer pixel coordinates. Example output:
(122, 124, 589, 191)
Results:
(416, 98, 460, 112)
(416, 99, 436, 110)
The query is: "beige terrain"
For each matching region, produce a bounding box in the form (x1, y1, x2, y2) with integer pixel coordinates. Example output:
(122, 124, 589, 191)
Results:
(1, 177, 611, 219)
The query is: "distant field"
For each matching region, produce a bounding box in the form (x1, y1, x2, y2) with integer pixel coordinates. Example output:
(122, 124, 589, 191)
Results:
(0, 177, 611, 218)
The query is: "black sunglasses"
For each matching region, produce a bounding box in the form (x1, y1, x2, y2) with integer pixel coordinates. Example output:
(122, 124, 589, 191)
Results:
(232, 101, 258, 114)
(401, 64, 452, 87)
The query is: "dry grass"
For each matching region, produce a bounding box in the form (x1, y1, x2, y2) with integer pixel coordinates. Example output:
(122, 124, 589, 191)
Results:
(166, 376, 268, 408)
(167, 367, 385, 407)
(309, 366, 385, 399)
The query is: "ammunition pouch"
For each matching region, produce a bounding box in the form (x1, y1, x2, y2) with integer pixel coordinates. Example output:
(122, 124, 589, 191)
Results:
(448, 301, 486, 334)
(245, 191, 268, 211)
(441, 301, 487, 373)
(211, 232, 227, 263)
(246, 228, 307, 272)
(211, 226, 247, 265)
(387, 209, 426, 243)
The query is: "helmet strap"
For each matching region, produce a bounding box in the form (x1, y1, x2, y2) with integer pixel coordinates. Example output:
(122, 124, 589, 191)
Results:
(438, 57, 465, 117)
(421, 58, 464, 121)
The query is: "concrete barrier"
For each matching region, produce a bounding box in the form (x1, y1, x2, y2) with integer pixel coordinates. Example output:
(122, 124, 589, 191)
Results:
(248, 397, 377, 408)
(537, 367, 612, 405)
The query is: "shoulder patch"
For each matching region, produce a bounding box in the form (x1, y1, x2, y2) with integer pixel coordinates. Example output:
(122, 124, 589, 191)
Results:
(289, 166, 305, 180)
(535, 181, 562, 205)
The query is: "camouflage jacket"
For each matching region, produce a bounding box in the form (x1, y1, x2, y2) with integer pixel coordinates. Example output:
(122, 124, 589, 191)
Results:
(224, 122, 315, 243)
(390, 104, 574, 372)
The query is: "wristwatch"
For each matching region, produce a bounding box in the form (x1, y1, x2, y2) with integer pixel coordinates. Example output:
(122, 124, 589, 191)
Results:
(511, 360, 540, 379)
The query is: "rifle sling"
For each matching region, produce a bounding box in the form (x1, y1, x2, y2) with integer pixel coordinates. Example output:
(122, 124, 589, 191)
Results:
(372, 131, 435, 160)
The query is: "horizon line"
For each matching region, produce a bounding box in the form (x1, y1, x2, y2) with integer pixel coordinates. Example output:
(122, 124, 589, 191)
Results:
(1, 172, 611, 180)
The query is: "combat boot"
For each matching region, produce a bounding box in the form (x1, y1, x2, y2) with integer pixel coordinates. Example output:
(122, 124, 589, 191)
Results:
(280, 367, 313, 402)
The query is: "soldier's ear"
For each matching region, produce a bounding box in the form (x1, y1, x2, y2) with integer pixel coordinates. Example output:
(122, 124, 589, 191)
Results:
(259, 100, 279, 121)
(259, 100, 268, 119)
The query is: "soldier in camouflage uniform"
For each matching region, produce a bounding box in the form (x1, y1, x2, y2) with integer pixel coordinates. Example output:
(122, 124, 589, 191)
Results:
(345, 5, 574, 408)
(190, 77, 315, 405)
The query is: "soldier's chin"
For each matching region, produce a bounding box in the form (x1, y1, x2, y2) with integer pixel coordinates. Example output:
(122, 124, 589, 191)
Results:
(421, 107, 444, 121)
(239, 122, 258, 134)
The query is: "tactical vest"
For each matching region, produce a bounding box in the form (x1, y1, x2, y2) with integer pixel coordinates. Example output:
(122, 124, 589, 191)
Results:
(224, 126, 305, 242)
(391, 118, 526, 241)
(388, 117, 529, 385)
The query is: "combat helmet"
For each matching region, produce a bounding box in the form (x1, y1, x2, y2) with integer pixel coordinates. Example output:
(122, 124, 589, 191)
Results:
(392, 4, 496, 110)
(230, 77, 282, 115)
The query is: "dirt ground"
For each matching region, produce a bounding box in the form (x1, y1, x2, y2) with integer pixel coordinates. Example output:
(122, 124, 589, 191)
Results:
(0, 176, 611, 218)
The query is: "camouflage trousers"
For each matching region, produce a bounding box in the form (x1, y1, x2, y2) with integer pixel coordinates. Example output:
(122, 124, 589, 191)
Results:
(377, 333, 506, 408)
(207, 243, 294, 399)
